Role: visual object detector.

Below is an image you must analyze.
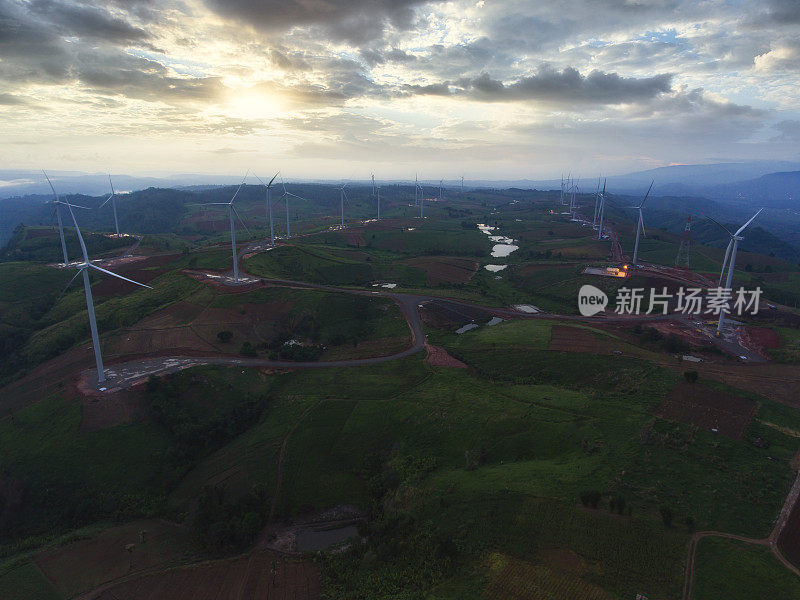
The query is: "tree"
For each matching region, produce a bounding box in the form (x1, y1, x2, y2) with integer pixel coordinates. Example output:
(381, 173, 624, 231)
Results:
(660, 506, 673, 527)
(684, 370, 699, 384)
(217, 330, 233, 343)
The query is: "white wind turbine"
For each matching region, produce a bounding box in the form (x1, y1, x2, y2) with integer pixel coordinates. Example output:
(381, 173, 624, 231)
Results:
(418, 179, 425, 218)
(277, 177, 306, 238)
(630, 181, 653, 269)
(593, 176, 601, 228)
(62, 201, 151, 385)
(597, 179, 606, 240)
(438, 179, 443, 202)
(338, 183, 349, 227)
(99, 175, 121, 236)
(371, 173, 380, 220)
(255, 172, 279, 246)
(708, 209, 763, 334)
(43, 170, 89, 267)
(201, 173, 250, 282)
(414, 174, 419, 208)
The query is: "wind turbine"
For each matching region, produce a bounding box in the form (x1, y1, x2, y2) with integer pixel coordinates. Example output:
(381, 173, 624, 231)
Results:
(593, 176, 601, 228)
(414, 174, 419, 208)
(597, 179, 606, 240)
(277, 177, 306, 238)
(371, 173, 380, 220)
(461, 175, 464, 194)
(255, 172, 279, 246)
(63, 201, 151, 385)
(708, 209, 763, 334)
(338, 183, 348, 227)
(43, 170, 89, 267)
(99, 175, 121, 236)
(630, 181, 653, 269)
(438, 179, 443, 202)
(201, 173, 250, 282)
(418, 179, 425, 218)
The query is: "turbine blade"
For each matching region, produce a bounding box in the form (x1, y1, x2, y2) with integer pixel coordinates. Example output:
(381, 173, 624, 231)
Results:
(232, 205, 251, 235)
(89, 264, 152, 289)
(108, 174, 115, 196)
(735, 208, 763, 236)
(229, 171, 249, 204)
(100, 194, 114, 208)
(268, 172, 279, 187)
(64, 203, 90, 263)
(639, 180, 653, 208)
(43, 170, 59, 202)
(59, 268, 83, 297)
(706, 217, 734, 238)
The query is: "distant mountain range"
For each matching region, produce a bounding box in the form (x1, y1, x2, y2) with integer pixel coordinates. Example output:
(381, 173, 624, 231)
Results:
(2, 160, 800, 200)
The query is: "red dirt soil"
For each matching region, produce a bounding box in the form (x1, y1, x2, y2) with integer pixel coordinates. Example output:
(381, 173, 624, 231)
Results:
(93, 254, 180, 297)
(425, 344, 467, 368)
(743, 326, 781, 350)
(86, 550, 320, 600)
(403, 256, 479, 285)
(548, 325, 615, 354)
(654, 381, 757, 439)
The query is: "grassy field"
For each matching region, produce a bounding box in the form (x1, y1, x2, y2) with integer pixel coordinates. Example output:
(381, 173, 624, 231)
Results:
(692, 537, 800, 600)
(2, 189, 800, 599)
(0, 561, 60, 600)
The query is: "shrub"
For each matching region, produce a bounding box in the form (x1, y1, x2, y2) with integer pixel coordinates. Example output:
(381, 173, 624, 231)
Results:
(684, 370, 699, 383)
(660, 506, 674, 527)
(579, 490, 602, 509)
(217, 330, 233, 343)
(239, 341, 257, 356)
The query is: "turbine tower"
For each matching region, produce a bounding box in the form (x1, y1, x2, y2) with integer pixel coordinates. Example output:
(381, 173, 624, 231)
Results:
(438, 179, 443, 202)
(63, 202, 151, 384)
(255, 172, 279, 246)
(708, 209, 763, 334)
(414, 174, 419, 208)
(99, 175, 121, 236)
(674, 216, 692, 270)
(202, 173, 249, 282)
(44, 170, 89, 267)
(593, 177, 601, 228)
(597, 179, 606, 240)
(418, 179, 425, 218)
(338, 183, 348, 227)
(631, 181, 653, 269)
(377, 185, 381, 221)
(277, 178, 306, 239)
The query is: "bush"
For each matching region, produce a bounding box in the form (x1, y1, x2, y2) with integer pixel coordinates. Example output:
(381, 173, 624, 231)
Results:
(660, 506, 674, 527)
(684, 370, 699, 383)
(239, 341, 257, 357)
(217, 330, 233, 343)
(579, 490, 602, 509)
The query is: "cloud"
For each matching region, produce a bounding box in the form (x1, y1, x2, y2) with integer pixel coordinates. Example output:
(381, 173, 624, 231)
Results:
(27, 0, 150, 43)
(766, 0, 800, 24)
(204, 0, 428, 44)
(402, 66, 673, 105)
(754, 42, 800, 72)
(772, 120, 800, 143)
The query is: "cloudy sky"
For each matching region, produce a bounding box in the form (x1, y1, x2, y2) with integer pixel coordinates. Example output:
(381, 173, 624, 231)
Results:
(1, 0, 799, 179)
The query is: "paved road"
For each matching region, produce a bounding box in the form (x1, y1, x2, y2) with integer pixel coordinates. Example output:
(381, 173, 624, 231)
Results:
(86, 271, 763, 391)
